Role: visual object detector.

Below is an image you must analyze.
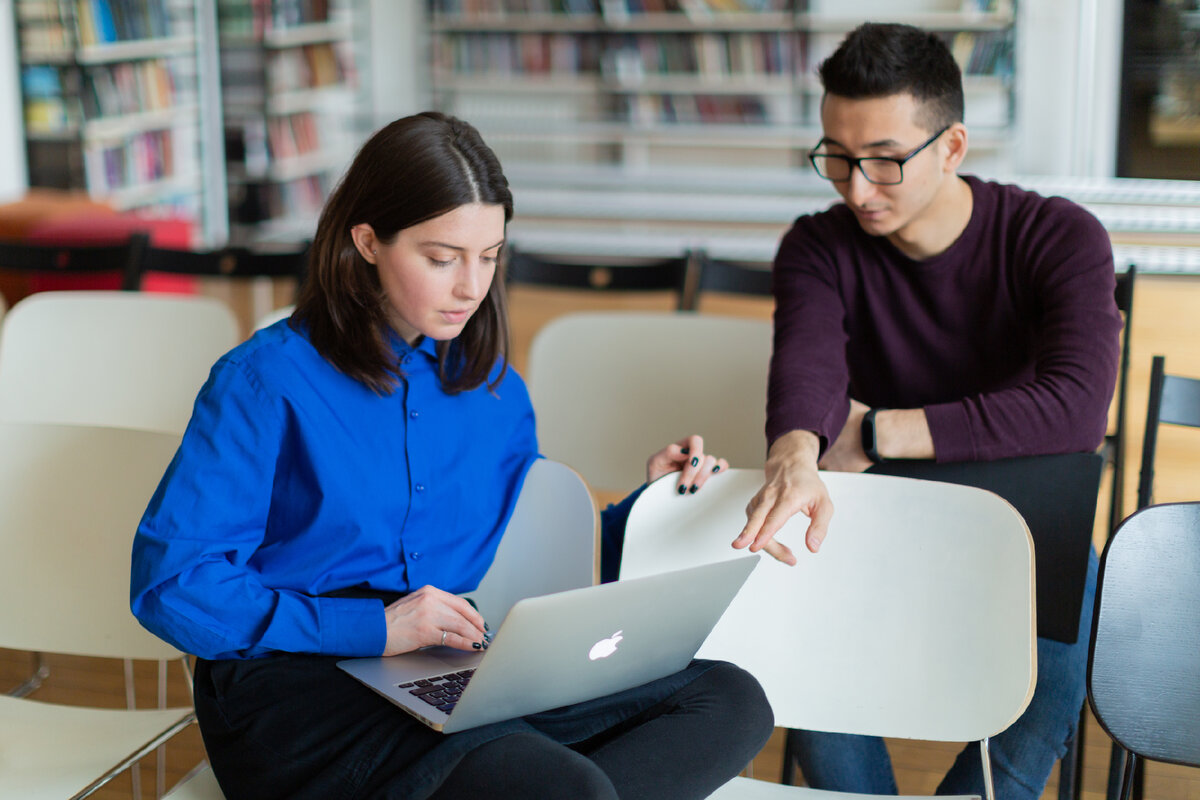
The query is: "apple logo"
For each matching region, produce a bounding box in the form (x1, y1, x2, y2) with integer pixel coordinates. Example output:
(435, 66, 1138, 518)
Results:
(588, 630, 624, 661)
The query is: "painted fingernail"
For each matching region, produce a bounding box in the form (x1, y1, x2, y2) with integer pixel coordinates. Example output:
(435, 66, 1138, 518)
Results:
(681, 446, 690, 455)
(689, 484, 698, 494)
(472, 642, 482, 649)
(484, 622, 489, 632)
(482, 640, 489, 650)
(712, 465, 721, 473)
(678, 484, 687, 495)
(691, 457, 699, 467)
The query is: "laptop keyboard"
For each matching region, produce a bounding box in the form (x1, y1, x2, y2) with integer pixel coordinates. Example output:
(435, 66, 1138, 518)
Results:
(399, 670, 475, 714)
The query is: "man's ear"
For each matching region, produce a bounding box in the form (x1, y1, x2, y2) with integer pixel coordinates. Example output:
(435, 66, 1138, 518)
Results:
(350, 224, 378, 264)
(941, 123, 969, 173)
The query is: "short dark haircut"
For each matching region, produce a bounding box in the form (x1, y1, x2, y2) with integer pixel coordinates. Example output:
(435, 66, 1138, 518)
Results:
(294, 111, 513, 395)
(818, 22, 964, 132)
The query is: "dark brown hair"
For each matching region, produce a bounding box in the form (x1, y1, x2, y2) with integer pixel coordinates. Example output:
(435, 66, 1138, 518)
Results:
(819, 23, 964, 133)
(293, 111, 514, 395)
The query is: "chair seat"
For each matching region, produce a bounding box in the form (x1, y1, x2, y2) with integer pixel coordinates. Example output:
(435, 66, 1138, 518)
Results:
(708, 776, 979, 799)
(164, 764, 225, 799)
(0, 694, 194, 800)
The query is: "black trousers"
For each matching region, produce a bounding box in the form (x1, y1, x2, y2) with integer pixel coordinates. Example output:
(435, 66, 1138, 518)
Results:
(194, 654, 772, 800)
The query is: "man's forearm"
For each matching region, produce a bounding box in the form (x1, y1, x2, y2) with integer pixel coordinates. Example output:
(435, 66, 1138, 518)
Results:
(875, 408, 936, 460)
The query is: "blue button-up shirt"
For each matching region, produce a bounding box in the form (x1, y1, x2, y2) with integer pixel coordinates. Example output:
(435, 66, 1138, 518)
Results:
(131, 321, 538, 660)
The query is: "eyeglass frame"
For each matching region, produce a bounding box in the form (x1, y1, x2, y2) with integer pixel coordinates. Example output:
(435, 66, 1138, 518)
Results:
(807, 125, 952, 186)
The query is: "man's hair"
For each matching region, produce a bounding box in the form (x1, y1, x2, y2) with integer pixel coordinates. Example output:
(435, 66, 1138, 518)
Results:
(818, 22, 964, 132)
(293, 111, 513, 395)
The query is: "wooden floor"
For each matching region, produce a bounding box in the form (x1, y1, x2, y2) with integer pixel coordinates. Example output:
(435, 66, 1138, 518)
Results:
(7, 275, 1200, 798)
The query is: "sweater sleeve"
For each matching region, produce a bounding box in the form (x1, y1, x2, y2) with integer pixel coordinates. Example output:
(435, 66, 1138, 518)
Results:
(767, 215, 852, 452)
(924, 200, 1122, 462)
(129, 358, 387, 660)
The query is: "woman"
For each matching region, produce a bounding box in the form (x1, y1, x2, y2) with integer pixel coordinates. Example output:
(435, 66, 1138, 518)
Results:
(130, 112, 771, 800)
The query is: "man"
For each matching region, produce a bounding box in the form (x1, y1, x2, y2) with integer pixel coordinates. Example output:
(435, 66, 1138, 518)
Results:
(732, 22, 1121, 800)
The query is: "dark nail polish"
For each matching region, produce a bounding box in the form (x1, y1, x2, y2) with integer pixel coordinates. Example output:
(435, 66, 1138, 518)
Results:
(678, 484, 687, 495)
(691, 456, 699, 467)
(484, 622, 489, 632)
(689, 484, 698, 494)
(712, 465, 721, 473)
(472, 642, 482, 649)
(482, 640, 489, 650)
(681, 446, 690, 455)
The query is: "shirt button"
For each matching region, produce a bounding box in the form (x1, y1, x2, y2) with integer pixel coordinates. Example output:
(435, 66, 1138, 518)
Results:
(409, 410, 419, 419)
(415, 484, 426, 492)
(410, 552, 421, 561)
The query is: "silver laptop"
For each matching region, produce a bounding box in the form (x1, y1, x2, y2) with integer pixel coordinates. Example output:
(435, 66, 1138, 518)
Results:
(337, 555, 759, 734)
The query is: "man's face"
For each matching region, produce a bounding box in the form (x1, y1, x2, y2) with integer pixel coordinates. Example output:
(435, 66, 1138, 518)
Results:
(817, 93, 954, 240)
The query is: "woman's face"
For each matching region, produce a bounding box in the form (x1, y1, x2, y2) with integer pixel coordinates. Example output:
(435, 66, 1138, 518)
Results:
(354, 203, 506, 345)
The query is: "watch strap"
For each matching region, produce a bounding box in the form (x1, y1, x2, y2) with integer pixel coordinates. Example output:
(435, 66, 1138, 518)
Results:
(861, 408, 885, 464)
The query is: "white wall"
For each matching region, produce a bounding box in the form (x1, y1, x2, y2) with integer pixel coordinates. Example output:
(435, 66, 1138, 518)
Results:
(0, 0, 28, 200)
(367, 0, 425, 128)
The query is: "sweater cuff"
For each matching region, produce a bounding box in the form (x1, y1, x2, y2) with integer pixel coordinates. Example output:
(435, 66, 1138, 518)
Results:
(924, 401, 975, 463)
(599, 484, 648, 583)
(318, 596, 388, 656)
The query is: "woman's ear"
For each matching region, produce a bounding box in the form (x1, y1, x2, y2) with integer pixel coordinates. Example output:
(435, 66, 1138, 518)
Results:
(350, 224, 378, 264)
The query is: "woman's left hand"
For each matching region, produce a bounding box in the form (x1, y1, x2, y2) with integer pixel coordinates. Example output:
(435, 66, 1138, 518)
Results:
(646, 434, 730, 496)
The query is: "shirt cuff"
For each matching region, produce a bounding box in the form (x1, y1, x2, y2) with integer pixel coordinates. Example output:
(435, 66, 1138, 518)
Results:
(924, 401, 975, 463)
(318, 596, 388, 656)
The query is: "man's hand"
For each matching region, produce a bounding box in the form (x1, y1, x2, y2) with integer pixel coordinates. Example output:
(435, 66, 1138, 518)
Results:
(818, 398, 873, 473)
(735, 430, 834, 561)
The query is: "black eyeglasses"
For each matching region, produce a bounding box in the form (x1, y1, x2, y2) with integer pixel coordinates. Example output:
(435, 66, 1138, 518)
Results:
(808, 126, 950, 186)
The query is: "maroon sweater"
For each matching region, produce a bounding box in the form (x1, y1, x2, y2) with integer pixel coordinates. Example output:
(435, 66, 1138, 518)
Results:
(767, 175, 1121, 463)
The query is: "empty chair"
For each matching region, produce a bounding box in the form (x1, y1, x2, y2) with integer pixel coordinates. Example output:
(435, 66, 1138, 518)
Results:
(1088, 502, 1200, 800)
(505, 246, 693, 310)
(0, 232, 148, 294)
(142, 243, 310, 283)
(255, 304, 295, 331)
(1136, 355, 1200, 509)
(692, 249, 773, 306)
(526, 311, 772, 494)
(0, 290, 238, 435)
(0, 421, 195, 799)
(621, 469, 1037, 800)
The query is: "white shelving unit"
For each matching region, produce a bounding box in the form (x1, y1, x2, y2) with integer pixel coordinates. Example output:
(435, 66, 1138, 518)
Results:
(218, 0, 365, 244)
(12, 0, 226, 243)
(427, 0, 1018, 174)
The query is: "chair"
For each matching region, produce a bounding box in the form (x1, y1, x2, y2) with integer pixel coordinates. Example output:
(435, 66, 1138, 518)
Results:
(504, 246, 694, 310)
(526, 311, 772, 495)
(1103, 265, 1137, 537)
(691, 249, 774, 306)
(255, 304, 295, 331)
(0, 290, 239, 435)
(142, 243, 310, 284)
(0, 421, 196, 800)
(467, 458, 597, 625)
(0, 232, 148, 292)
(1088, 502, 1200, 800)
(1135, 355, 1200, 510)
(620, 468, 1037, 800)
(162, 765, 224, 799)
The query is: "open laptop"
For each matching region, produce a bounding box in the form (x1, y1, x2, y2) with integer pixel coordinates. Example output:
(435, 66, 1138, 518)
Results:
(338, 555, 758, 734)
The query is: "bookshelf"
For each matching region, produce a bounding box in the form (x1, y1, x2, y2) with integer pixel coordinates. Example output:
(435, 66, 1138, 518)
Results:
(13, 0, 226, 243)
(427, 0, 1018, 174)
(218, 0, 365, 244)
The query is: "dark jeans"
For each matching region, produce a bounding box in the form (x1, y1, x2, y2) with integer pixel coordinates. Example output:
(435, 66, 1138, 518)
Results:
(195, 654, 772, 800)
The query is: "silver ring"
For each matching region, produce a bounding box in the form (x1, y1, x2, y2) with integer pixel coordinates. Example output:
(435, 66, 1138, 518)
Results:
(441, 630, 448, 647)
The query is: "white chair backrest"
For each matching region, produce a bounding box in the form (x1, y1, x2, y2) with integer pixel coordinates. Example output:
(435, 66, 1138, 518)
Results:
(621, 469, 1036, 743)
(0, 421, 186, 661)
(255, 304, 295, 331)
(0, 291, 238, 435)
(527, 311, 771, 494)
(468, 458, 597, 625)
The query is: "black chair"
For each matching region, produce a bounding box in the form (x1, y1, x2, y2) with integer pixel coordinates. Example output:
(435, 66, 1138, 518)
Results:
(142, 243, 310, 286)
(690, 249, 773, 308)
(503, 246, 693, 310)
(1101, 355, 1200, 800)
(0, 232, 149, 292)
(1059, 265, 1139, 800)
(782, 452, 1104, 786)
(1088, 501, 1200, 800)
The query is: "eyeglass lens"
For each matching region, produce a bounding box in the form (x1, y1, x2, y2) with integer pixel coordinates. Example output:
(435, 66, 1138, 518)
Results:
(810, 156, 903, 185)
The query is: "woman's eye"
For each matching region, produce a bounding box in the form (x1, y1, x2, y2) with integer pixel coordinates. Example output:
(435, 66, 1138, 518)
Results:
(430, 257, 454, 268)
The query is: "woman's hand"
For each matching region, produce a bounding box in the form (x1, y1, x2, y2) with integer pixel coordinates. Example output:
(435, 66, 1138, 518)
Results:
(646, 434, 730, 496)
(381, 585, 488, 656)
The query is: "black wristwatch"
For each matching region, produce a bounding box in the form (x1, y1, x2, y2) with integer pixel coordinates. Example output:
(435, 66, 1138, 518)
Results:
(861, 408, 886, 464)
